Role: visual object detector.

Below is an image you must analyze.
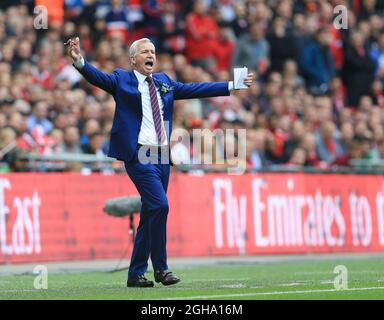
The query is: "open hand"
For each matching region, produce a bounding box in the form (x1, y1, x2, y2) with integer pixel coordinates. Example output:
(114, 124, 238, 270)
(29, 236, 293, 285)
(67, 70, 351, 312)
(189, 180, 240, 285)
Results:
(64, 37, 81, 62)
(243, 73, 255, 87)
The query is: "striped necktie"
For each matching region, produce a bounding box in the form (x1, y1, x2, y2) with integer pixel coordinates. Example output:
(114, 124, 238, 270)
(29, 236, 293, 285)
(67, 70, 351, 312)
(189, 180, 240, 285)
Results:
(146, 76, 164, 144)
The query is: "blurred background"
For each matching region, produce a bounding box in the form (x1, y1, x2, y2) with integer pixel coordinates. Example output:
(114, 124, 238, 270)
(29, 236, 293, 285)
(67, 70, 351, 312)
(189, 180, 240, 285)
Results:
(1, 2, 384, 298)
(0, 0, 383, 174)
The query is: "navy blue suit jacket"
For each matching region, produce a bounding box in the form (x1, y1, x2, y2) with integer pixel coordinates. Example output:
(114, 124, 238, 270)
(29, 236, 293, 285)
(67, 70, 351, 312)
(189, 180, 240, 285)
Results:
(77, 61, 230, 162)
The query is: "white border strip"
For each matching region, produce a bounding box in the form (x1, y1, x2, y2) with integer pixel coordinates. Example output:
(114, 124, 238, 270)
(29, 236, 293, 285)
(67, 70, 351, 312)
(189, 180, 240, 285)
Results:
(165, 286, 384, 300)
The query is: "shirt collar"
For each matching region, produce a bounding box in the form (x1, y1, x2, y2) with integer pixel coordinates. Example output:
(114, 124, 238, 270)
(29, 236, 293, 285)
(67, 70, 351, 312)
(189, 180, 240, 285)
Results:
(133, 70, 152, 84)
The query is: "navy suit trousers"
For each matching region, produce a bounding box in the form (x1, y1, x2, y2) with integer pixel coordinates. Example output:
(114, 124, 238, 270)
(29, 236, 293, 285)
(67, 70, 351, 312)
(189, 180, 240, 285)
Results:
(124, 147, 170, 278)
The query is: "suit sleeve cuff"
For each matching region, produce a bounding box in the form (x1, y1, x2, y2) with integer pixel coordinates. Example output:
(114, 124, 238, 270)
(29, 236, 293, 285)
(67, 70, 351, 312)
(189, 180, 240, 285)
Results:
(228, 81, 234, 91)
(73, 56, 85, 69)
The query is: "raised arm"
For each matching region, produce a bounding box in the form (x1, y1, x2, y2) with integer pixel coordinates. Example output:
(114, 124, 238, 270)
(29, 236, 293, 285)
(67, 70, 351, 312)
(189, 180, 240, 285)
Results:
(171, 80, 230, 100)
(65, 37, 119, 95)
(167, 73, 254, 100)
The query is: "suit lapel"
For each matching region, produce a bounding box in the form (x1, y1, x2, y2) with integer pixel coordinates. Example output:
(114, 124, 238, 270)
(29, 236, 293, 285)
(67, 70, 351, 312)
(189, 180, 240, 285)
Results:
(128, 71, 143, 114)
(152, 76, 161, 88)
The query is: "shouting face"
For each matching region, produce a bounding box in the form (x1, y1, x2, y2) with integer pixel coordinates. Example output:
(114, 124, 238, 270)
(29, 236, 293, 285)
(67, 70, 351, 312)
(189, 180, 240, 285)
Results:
(130, 41, 156, 76)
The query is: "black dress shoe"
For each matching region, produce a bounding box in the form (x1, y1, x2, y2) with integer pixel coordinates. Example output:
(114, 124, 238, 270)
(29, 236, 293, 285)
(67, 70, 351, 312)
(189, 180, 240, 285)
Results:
(154, 270, 180, 286)
(127, 275, 154, 288)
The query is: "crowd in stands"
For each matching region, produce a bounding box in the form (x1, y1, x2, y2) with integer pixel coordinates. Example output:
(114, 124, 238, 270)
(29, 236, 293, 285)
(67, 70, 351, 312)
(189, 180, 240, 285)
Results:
(0, 0, 384, 172)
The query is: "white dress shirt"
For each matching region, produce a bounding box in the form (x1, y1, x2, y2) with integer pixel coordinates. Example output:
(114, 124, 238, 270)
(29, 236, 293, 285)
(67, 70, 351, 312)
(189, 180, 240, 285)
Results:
(134, 70, 168, 146)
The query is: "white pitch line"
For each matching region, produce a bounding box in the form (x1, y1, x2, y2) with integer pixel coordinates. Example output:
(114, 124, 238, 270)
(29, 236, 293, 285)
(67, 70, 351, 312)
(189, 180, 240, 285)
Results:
(165, 286, 384, 300)
(280, 283, 302, 287)
(183, 278, 250, 282)
(0, 290, 38, 293)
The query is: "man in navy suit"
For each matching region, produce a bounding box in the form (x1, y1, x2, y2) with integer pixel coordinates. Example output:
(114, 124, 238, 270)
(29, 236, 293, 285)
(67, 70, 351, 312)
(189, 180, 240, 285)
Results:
(66, 37, 253, 287)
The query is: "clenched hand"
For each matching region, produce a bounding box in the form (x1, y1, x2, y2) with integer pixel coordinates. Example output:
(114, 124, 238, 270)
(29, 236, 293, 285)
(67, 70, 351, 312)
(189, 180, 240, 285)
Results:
(64, 37, 82, 62)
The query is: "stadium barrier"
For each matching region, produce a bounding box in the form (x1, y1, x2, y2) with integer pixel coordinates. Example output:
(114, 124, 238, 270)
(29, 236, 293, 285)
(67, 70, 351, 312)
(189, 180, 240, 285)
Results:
(1, 172, 384, 264)
(6, 150, 384, 173)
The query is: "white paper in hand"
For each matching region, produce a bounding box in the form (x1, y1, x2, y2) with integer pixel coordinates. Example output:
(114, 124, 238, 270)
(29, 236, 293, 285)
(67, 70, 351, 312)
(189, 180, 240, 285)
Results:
(234, 67, 248, 89)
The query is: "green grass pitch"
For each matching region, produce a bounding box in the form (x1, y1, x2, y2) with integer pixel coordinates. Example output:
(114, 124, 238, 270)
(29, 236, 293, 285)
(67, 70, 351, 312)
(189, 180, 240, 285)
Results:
(1, 255, 384, 300)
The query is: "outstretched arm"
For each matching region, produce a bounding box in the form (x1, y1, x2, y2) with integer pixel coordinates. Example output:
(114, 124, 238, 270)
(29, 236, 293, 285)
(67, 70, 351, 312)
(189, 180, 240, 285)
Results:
(168, 73, 254, 100)
(65, 37, 119, 95)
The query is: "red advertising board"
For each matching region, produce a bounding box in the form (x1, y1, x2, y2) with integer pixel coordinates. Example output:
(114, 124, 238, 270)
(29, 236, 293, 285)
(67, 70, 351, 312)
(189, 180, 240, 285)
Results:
(1, 172, 384, 264)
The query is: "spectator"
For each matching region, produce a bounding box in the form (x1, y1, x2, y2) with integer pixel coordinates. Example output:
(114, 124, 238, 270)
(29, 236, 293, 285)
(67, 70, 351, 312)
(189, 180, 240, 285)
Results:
(370, 31, 384, 83)
(31, 56, 54, 90)
(232, 20, 270, 76)
(358, 0, 380, 20)
(0, 126, 17, 166)
(142, 0, 165, 46)
(0, 113, 6, 129)
(77, 0, 99, 31)
(158, 0, 185, 55)
(339, 122, 355, 155)
(27, 101, 53, 134)
(376, 139, 384, 159)
(332, 139, 363, 167)
(343, 31, 376, 107)
(282, 59, 305, 88)
(371, 78, 384, 107)
(0, 1, 383, 173)
(300, 132, 320, 167)
(286, 147, 307, 167)
(265, 114, 290, 164)
(103, 0, 130, 44)
(266, 16, 296, 73)
(211, 23, 236, 72)
(330, 76, 347, 112)
(215, 0, 236, 23)
(12, 40, 33, 71)
(247, 129, 267, 170)
(80, 118, 101, 146)
(231, 1, 248, 37)
(291, 13, 312, 61)
(318, 1, 345, 71)
(282, 119, 306, 162)
(300, 27, 335, 95)
(61, 126, 83, 154)
(315, 120, 344, 164)
(81, 131, 105, 156)
(47, 128, 64, 154)
(185, 0, 219, 68)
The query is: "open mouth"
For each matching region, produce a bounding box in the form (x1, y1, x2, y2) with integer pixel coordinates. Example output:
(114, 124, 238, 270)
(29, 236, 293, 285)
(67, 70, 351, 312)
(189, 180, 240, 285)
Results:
(145, 61, 154, 67)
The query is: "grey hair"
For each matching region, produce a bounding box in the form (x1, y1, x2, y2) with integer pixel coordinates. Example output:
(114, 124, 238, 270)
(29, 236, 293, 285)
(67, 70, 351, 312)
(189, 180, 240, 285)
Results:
(129, 38, 154, 57)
